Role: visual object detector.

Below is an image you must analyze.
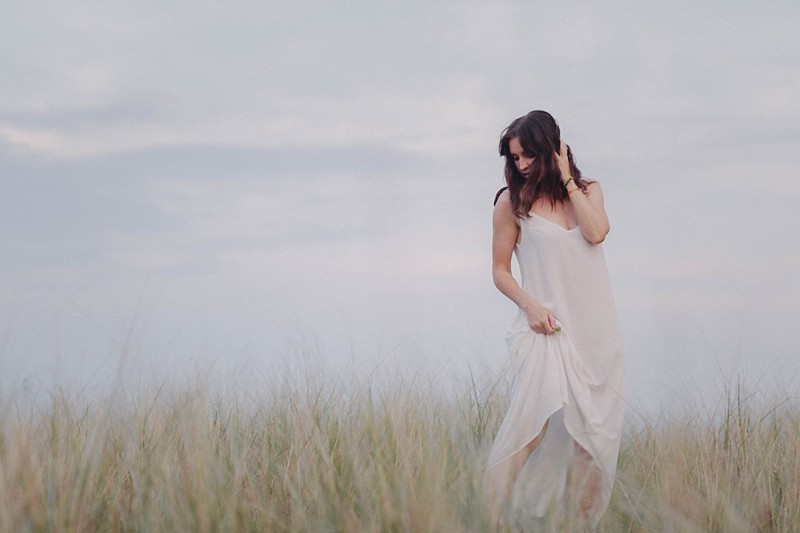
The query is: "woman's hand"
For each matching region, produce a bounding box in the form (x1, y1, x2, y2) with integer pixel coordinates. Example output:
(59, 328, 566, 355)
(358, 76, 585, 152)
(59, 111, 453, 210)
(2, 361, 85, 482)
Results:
(525, 303, 558, 334)
(554, 139, 572, 184)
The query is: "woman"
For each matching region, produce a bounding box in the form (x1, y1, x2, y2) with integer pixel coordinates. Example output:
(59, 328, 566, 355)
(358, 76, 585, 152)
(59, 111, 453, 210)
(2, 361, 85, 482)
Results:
(484, 110, 625, 529)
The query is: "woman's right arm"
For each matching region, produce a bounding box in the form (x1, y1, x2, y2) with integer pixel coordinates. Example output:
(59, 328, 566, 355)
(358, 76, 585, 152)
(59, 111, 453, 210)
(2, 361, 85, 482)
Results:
(492, 191, 557, 334)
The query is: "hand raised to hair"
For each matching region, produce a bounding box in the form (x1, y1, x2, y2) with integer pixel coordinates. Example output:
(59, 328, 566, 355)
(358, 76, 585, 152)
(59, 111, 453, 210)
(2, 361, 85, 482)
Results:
(554, 139, 573, 184)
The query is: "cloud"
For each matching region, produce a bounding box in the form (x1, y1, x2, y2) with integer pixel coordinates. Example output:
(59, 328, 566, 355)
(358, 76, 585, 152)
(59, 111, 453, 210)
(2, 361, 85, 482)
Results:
(0, 137, 464, 304)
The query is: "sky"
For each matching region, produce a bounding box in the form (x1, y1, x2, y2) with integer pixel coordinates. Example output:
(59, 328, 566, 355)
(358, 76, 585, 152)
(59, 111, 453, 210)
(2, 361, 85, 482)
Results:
(2, 0, 799, 416)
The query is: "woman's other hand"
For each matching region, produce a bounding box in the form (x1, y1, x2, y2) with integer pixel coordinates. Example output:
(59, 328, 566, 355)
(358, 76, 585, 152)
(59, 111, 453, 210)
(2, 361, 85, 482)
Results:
(525, 303, 558, 334)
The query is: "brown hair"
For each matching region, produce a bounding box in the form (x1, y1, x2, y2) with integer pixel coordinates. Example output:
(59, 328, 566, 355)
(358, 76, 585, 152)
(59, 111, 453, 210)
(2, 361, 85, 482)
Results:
(499, 110, 587, 218)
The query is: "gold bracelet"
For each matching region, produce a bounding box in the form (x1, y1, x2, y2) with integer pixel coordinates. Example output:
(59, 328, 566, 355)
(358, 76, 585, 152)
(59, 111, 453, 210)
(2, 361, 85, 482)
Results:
(563, 177, 574, 189)
(567, 186, 582, 195)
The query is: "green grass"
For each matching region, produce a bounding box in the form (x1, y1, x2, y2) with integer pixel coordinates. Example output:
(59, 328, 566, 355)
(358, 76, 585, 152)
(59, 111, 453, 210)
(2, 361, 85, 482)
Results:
(1, 369, 798, 532)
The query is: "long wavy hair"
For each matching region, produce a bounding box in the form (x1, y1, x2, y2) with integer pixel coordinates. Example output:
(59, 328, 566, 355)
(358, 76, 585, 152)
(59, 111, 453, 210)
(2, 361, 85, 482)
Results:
(499, 110, 587, 218)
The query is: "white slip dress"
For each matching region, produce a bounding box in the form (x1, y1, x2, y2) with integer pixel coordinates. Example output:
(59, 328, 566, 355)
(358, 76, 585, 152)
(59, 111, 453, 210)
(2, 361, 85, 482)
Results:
(485, 211, 626, 526)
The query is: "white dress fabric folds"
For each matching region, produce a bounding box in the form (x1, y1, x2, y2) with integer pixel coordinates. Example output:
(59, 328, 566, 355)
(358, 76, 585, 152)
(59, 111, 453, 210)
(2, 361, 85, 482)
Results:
(486, 212, 626, 524)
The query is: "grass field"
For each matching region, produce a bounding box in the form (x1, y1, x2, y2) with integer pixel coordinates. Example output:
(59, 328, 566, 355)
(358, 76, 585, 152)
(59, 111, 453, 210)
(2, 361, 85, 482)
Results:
(1, 367, 798, 532)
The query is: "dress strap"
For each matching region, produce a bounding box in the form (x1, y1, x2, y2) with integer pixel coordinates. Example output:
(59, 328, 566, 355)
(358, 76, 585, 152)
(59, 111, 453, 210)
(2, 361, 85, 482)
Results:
(494, 186, 508, 206)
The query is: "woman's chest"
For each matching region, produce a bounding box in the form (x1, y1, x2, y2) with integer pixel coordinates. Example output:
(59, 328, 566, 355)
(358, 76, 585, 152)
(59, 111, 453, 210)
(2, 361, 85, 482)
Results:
(528, 200, 578, 231)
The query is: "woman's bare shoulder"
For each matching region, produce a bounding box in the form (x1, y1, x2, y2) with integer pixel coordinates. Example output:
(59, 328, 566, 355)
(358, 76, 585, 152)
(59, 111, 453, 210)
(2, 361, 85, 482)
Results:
(493, 188, 514, 212)
(494, 186, 509, 205)
(583, 178, 604, 194)
(581, 179, 607, 211)
(493, 188, 519, 223)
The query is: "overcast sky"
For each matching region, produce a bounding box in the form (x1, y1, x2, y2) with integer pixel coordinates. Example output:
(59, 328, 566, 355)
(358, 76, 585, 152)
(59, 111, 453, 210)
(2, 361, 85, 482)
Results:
(2, 0, 799, 415)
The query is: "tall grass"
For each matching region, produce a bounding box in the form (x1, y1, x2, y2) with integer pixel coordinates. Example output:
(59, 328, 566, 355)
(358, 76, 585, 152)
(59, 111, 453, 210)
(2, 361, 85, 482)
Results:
(609, 384, 800, 532)
(1, 368, 798, 532)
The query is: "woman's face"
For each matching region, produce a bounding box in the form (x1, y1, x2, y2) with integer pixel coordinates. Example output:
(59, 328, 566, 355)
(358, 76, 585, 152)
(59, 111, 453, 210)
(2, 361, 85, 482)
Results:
(509, 137, 535, 179)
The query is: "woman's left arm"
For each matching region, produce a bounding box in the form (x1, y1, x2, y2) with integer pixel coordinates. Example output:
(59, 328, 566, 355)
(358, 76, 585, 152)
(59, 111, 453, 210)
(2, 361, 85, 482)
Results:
(556, 139, 610, 244)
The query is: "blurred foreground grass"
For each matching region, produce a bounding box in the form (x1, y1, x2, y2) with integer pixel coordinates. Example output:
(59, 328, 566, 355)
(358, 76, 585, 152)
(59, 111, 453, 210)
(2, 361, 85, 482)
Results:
(1, 369, 799, 532)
